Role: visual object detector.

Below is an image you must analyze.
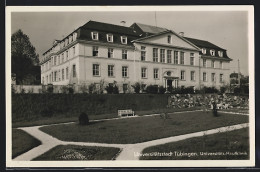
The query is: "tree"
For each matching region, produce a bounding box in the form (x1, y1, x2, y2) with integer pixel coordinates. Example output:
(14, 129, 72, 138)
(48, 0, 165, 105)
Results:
(11, 29, 39, 84)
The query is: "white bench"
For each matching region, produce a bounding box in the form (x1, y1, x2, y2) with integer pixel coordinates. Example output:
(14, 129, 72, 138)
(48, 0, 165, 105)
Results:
(118, 109, 135, 117)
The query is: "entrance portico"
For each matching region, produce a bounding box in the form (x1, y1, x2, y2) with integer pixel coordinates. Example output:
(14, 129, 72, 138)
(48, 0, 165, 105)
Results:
(163, 71, 179, 91)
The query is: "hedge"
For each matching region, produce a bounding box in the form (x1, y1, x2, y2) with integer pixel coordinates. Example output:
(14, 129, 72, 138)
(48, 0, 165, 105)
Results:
(12, 94, 168, 122)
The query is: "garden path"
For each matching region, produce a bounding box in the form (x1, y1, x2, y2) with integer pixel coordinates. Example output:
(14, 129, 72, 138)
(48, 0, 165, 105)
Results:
(13, 111, 249, 161)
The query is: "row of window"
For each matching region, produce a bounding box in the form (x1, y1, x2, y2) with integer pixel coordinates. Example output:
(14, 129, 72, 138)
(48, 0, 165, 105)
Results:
(92, 64, 224, 83)
(202, 59, 223, 68)
(92, 46, 128, 59)
(201, 48, 223, 57)
(42, 46, 76, 72)
(152, 48, 194, 65)
(91, 32, 128, 44)
(202, 72, 224, 82)
(42, 65, 76, 84)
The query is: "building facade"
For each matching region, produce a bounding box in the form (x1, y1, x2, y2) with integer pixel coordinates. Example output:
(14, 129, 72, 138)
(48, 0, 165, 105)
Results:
(40, 21, 232, 93)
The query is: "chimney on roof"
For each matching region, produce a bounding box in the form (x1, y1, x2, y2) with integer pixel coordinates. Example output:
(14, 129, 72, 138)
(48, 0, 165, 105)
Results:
(120, 21, 126, 26)
(179, 32, 184, 37)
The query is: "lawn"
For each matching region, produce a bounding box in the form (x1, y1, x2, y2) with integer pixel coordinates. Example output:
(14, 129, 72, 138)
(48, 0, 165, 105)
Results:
(12, 129, 41, 159)
(40, 111, 248, 144)
(140, 128, 249, 160)
(12, 107, 200, 128)
(33, 145, 120, 160)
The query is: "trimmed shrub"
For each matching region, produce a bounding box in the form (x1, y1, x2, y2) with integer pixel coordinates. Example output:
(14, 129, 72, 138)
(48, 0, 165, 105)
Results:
(113, 85, 119, 94)
(105, 84, 114, 94)
(78, 112, 89, 125)
(132, 82, 141, 94)
(68, 87, 74, 94)
(159, 86, 166, 94)
(146, 85, 159, 94)
(47, 84, 54, 93)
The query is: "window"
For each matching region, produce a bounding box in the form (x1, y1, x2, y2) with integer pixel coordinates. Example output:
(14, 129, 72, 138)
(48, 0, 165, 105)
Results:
(203, 59, 207, 67)
(54, 71, 57, 81)
(122, 66, 128, 78)
(121, 36, 127, 44)
(220, 74, 223, 82)
(174, 51, 178, 64)
(202, 48, 206, 54)
(180, 52, 184, 65)
(211, 60, 215, 68)
(51, 72, 53, 82)
(154, 69, 159, 79)
(93, 46, 98, 56)
(160, 49, 165, 63)
(93, 64, 100, 76)
(190, 53, 194, 65)
(191, 71, 195, 81)
(46, 76, 48, 84)
(107, 34, 113, 42)
(62, 69, 64, 80)
(153, 48, 158, 62)
(73, 46, 75, 55)
(210, 50, 215, 56)
(122, 50, 127, 59)
(181, 70, 185, 80)
(211, 73, 216, 82)
(218, 51, 223, 57)
(108, 65, 114, 77)
(141, 68, 147, 78)
(203, 72, 207, 82)
(91, 32, 99, 40)
(66, 51, 68, 61)
(42, 77, 44, 84)
(141, 46, 146, 61)
(108, 48, 113, 58)
(220, 61, 223, 69)
(167, 35, 172, 44)
(167, 50, 172, 63)
(61, 53, 64, 63)
(72, 65, 76, 77)
(66, 67, 69, 79)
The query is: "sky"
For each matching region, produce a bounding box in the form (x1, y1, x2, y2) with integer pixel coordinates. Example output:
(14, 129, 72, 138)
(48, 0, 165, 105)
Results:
(11, 10, 249, 75)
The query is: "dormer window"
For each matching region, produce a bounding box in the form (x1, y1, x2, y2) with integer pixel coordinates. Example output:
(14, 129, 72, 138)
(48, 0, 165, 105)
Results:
(121, 36, 127, 44)
(107, 34, 113, 42)
(201, 48, 206, 54)
(218, 51, 223, 57)
(91, 32, 99, 40)
(210, 50, 215, 56)
(167, 35, 172, 44)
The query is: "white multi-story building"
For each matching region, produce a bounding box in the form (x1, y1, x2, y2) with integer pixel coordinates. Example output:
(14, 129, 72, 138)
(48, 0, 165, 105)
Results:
(40, 20, 232, 93)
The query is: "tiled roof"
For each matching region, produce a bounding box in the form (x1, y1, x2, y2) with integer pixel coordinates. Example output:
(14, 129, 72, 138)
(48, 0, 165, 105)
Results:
(77, 20, 142, 46)
(184, 37, 225, 50)
(81, 20, 140, 37)
(131, 23, 168, 34)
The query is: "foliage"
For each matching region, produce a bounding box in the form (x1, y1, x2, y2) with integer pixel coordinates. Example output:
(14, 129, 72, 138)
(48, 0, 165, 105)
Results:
(11, 29, 39, 84)
(201, 86, 219, 94)
(68, 87, 74, 94)
(158, 86, 166, 94)
(47, 84, 54, 93)
(78, 112, 89, 125)
(113, 85, 119, 94)
(79, 84, 88, 93)
(88, 83, 96, 94)
(146, 85, 159, 94)
(60, 86, 68, 94)
(105, 84, 114, 94)
(131, 82, 141, 93)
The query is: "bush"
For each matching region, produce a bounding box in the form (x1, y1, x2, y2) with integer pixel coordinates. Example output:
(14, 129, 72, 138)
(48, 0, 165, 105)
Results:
(132, 82, 141, 94)
(47, 84, 54, 93)
(79, 84, 88, 93)
(68, 87, 74, 94)
(60, 86, 68, 94)
(146, 85, 159, 94)
(105, 84, 114, 94)
(88, 83, 96, 94)
(158, 86, 166, 94)
(113, 85, 119, 94)
(202, 86, 218, 94)
(78, 112, 89, 125)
